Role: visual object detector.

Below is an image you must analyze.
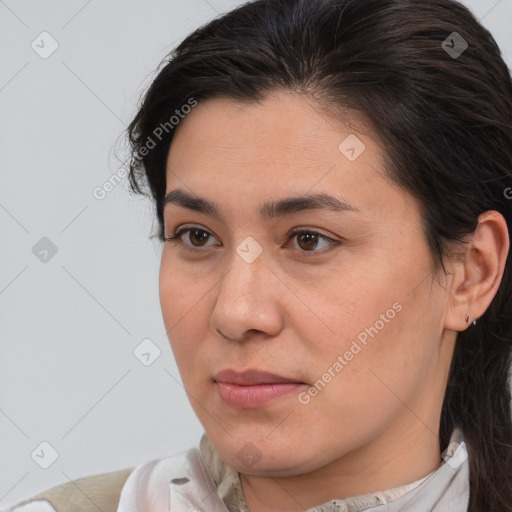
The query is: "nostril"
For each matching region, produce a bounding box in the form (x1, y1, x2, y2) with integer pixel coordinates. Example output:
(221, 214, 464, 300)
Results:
(216, 327, 247, 342)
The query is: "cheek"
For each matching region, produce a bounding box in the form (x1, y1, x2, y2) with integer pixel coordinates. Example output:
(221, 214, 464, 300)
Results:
(296, 257, 436, 412)
(158, 255, 208, 372)
(295, 259, 398, 360)
(308, 285, 439, 428)
(158, 251, 211, 323)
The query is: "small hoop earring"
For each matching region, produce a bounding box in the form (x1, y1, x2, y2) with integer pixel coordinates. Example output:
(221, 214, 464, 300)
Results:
(465, 312, 477, 326)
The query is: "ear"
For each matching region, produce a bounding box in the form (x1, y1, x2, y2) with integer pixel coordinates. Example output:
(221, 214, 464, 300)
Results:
(444, 210, 509, 331)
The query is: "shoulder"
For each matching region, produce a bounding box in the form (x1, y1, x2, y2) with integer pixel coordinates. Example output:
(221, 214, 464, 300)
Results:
(1, 467, 135, 512)
(2, 439, 221, 512)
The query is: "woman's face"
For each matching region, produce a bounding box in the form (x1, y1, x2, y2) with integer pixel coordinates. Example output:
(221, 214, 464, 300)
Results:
(159, 91, 455, 477)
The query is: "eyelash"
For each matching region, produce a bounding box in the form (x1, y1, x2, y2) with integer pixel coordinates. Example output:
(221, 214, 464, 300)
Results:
(163, 226, 341, 257)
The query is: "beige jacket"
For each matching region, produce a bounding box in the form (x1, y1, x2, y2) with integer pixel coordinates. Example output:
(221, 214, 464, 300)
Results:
(2, 428, 470, 511)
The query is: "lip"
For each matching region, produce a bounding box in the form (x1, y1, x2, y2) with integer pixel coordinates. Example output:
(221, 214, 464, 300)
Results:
(214, 368, 306, 410)
(214, 368, 303, 385)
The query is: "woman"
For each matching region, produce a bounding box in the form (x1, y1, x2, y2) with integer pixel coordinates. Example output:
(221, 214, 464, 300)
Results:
(4, 0, 511, 510)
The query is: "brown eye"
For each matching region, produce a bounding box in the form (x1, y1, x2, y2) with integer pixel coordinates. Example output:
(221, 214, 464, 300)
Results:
(288, 229, 338, 254)
(164, 226, 341, 257)
(187, 228, 210, 246)
(164, 227, 218, 250)
(296, 232, 320, 251)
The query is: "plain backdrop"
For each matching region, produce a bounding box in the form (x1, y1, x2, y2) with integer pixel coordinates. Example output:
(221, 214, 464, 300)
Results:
(1, 0, 511, 508)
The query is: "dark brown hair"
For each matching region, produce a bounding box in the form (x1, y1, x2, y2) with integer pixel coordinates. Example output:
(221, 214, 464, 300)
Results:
(125, 0, 512, 509)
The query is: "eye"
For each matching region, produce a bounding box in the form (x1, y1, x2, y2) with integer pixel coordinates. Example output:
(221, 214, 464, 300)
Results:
(285, 228, 340, 255)
(164, 226, 218, 251)
(164, 226, 341, 256)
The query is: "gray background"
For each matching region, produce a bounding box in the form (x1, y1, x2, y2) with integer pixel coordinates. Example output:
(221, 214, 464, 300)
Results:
(1, 0, 511, 508)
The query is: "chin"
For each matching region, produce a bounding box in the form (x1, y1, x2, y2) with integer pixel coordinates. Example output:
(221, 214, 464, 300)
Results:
(210, 433, 323, 477)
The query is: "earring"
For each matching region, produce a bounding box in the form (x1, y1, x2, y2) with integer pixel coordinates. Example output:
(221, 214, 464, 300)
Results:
(465, 312, 477, 326)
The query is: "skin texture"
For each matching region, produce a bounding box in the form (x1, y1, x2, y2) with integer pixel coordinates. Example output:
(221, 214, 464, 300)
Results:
(158, 91, 509, 512)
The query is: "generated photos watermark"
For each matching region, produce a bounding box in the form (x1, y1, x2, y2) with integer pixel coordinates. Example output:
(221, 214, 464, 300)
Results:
(298, 301, 403, 405)
(133, 97, 198, 162)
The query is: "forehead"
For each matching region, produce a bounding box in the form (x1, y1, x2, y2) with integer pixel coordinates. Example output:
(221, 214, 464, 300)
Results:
(169, 92, 372, 155)
(166, 92, 381, 181)
(164, 91, 419, 230)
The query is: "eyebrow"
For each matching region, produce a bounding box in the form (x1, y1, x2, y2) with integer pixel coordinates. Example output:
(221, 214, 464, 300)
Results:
(162, 189, 360, 220)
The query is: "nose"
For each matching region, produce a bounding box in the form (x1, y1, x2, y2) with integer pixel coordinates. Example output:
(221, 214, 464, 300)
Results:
(209, 248, 283, 342)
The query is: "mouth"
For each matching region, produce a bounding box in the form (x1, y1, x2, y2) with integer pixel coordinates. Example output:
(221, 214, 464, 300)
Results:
(214, 368, 305, 385)
(213, 368, 307, 410)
